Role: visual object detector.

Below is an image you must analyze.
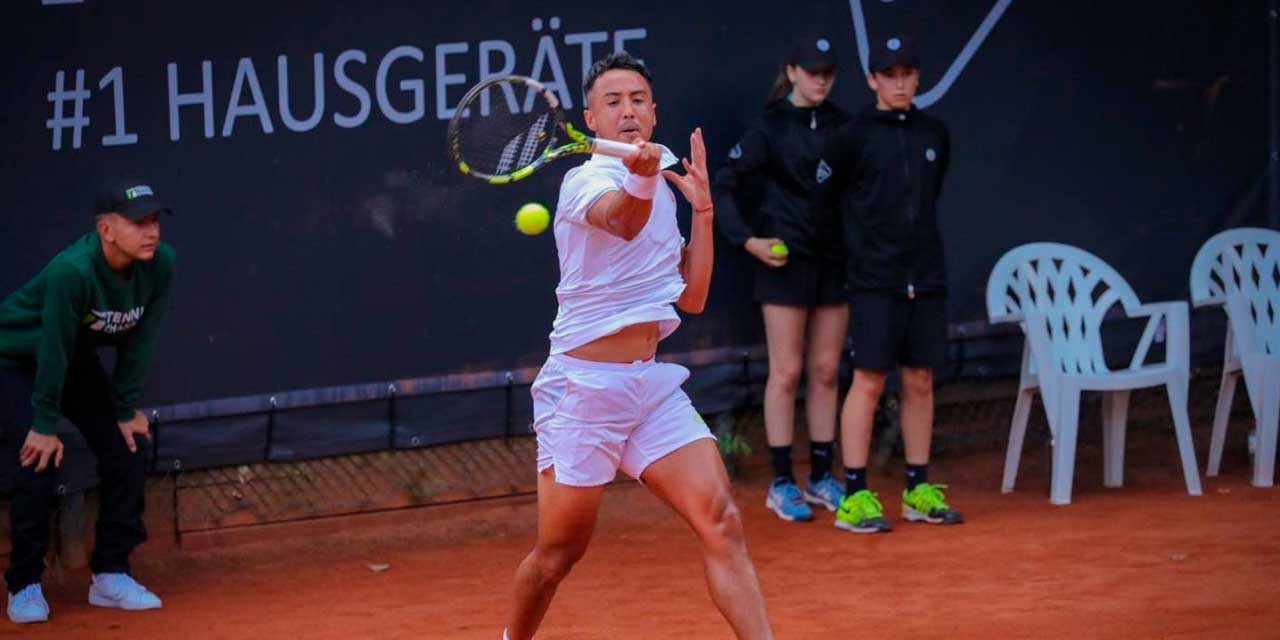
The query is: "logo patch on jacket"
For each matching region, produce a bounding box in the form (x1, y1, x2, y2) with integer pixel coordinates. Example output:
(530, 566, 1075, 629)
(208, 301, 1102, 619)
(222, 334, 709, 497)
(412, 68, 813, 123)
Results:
(926, 148, 937, 162)
(84, 307, 145, 334)
(728, 143, 743, 160)
(815, 159, 832, 183)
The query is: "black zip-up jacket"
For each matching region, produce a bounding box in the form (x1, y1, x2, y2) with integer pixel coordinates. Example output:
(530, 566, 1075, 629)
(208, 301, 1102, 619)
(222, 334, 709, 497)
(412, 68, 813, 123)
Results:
(712, 98, 848, 261)
(817, 104, 951, 294)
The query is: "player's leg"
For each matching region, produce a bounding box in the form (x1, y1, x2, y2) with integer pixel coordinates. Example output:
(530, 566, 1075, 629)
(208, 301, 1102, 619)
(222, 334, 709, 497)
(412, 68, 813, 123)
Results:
(801, 302, 848, 510)
(1, 366, 54, 623)
(899, 366, 934, 469)
(507, 356, 631, 639)
(761, 303, 812, 522)
(620, 365, 772, 639)
(835, 292, 897, 533)
(506, 470, 606, 640)
(640, 439, 774, 640)
(899, 294, 963, 524)
(59, 353, 160, 609)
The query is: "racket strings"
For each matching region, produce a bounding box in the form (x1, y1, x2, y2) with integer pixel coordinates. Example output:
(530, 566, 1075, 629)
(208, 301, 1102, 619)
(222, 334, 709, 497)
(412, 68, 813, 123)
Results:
(453, 95, 557, 177)
(498, 112, 550, 174)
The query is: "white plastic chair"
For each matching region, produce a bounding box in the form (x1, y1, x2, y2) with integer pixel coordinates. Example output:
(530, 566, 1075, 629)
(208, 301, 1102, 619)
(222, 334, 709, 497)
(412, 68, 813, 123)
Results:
(1190, 227, 1280, 487)
(987, 243, 1203, 505)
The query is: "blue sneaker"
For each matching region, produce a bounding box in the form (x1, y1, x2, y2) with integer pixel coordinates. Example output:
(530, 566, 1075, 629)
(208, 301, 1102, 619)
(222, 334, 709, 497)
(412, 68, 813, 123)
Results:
(7, 583, 49, 624)
(88, 573, 162, 611)
(765, 479, 814, 522)
(803, 474, 846, 512)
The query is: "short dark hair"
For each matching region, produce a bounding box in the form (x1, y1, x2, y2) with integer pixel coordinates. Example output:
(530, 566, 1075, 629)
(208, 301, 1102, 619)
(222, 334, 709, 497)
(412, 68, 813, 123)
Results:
(583, 52, 653, 97)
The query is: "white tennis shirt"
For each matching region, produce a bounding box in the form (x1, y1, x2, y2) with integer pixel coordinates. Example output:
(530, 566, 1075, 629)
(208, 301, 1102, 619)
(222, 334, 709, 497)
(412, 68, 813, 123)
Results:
(547, 147, 687, 355)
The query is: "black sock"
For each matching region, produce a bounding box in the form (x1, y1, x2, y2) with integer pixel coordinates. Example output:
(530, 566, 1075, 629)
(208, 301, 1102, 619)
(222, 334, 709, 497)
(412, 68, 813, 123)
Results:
(845, 467, 868, 495)
(905, 463, 929, 492)
(770, 446, 793, 483)
(809, 440, 834, 482)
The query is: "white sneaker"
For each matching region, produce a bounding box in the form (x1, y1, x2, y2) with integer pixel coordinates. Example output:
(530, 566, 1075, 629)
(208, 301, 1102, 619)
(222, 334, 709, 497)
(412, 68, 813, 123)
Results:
(7, 583, 50, 624)
(88, 573, 162, 611)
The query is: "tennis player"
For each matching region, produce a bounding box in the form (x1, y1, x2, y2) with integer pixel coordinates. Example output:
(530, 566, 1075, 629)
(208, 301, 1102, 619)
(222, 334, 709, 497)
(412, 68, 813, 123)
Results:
(503, 53, 774, 640)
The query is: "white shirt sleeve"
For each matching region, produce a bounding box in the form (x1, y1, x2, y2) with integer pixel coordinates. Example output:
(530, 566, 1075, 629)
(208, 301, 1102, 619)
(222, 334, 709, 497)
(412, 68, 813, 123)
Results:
(556, 166, 619, 226)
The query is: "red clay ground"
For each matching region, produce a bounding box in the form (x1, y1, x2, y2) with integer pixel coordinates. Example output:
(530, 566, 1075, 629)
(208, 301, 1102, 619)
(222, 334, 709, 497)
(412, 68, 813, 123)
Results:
(5, 433, 1279, 639)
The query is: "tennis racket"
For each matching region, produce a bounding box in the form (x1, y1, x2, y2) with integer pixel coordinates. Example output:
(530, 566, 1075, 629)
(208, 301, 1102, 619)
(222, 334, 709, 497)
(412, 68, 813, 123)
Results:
(446, 75, 639, 185)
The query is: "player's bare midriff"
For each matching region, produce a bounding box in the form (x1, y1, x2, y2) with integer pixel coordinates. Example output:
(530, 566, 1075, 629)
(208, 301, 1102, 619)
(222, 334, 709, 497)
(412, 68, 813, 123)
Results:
(566, 321, 661, 363)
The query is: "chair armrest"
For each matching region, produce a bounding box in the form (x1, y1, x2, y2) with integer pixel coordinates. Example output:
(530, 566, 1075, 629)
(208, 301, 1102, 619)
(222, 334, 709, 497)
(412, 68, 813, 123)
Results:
(1127, 301, 1189, 370)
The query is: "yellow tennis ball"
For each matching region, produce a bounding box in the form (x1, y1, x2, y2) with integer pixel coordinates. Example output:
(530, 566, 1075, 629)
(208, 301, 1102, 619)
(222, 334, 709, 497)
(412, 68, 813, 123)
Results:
(515, 202, 550, 235)
(771, 242, 789, 257)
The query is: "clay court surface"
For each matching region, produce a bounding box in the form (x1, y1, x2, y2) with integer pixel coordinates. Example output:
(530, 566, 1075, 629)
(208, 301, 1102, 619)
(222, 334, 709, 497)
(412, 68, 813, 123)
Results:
(4, 432, 1278, 640)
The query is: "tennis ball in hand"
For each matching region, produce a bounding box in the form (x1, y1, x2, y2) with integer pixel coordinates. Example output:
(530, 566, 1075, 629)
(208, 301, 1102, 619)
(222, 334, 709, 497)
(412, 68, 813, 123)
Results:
(515, 203, 550, 235)
(770, 242, 789, 257)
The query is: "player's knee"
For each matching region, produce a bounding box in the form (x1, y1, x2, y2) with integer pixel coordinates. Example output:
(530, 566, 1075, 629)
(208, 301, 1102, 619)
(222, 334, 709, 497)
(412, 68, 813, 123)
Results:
(768, 361, 803, 393)
(807, 359, 840, 389)
(852, 371, 887, 398)
(16, 462, 58, 489)
(533, 556, 573, 587)
(533, 542, 588, 586)
(700, 492, 746, 551)
(99, 447, 148, 483)
(902, 368, 934, 399)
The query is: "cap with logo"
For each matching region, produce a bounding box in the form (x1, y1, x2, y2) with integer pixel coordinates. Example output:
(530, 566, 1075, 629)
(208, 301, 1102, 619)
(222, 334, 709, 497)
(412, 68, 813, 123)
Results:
(868, 35, 920, 73)
(788, 37, 838, 74)
(94, 178, 173, 220)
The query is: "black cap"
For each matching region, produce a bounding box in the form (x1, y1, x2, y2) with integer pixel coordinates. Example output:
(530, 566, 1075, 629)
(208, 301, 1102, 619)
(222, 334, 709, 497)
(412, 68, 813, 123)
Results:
(94, 178, 172, 220)
(868, 36, 920, 73)
(788, 37, 838, 73)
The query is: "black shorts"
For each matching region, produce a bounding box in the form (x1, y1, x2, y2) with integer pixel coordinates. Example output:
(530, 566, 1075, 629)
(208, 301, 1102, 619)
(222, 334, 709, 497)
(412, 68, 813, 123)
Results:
(849, 292, 948, 371)
(752, 254, 846, 307)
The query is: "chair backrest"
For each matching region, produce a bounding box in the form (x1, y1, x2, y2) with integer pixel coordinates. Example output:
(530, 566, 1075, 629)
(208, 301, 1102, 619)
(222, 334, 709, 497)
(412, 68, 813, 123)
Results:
(1190, 227, 1280, 356)
(987, 242, 1141, 375)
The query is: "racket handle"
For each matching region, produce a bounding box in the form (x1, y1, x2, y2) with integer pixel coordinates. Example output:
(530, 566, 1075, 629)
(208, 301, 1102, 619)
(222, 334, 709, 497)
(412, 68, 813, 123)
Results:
(591, 138, 639, 158)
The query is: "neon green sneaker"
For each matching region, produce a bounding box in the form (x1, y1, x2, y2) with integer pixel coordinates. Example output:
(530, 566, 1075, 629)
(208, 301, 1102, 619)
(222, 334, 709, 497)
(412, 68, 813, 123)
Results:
(902, 483, 964, 525)
(834, 489, 893, 534)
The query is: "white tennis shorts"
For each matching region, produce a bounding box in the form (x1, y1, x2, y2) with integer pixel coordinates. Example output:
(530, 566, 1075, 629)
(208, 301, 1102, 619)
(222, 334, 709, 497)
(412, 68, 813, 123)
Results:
(531, 353, 715, 487)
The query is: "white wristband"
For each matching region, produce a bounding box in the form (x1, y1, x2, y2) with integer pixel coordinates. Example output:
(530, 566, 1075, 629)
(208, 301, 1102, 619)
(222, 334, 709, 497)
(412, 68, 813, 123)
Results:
(623, 173, 657, 200)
